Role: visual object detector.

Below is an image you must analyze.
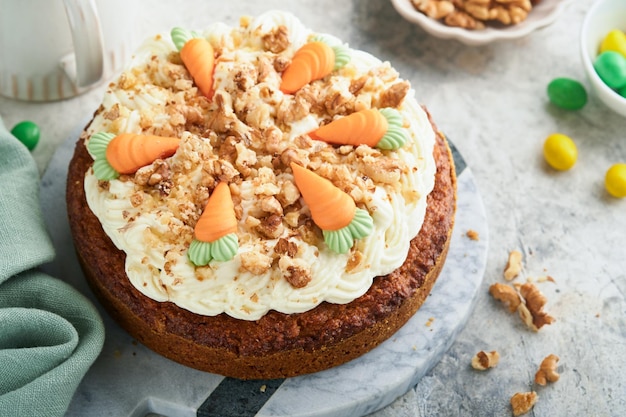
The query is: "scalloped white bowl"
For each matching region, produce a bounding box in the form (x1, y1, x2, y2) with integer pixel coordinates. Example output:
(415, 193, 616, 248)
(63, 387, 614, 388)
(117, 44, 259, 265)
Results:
(390, 0, 572, 46)
(580, 0, 626, 117)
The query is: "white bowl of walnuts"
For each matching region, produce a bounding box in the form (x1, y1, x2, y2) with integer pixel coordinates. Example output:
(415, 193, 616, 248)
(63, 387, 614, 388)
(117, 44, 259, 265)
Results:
(390, 0, 573, 46)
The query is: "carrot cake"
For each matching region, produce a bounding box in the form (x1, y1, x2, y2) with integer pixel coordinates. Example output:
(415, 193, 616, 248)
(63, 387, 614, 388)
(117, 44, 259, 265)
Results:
(66, 11, 456, 379)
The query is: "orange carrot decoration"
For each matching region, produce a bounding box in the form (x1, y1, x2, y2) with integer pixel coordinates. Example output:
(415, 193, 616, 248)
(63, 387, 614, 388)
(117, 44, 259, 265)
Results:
(290, 162, 373, 253)
(280, 41, 336, 94)
(310, 108, 388, 148)
(171, 28, 215, 99)
(107, 134, 180, 174)
(290, 162, 356, 231)
(308, 107, 409, 150)
(87, 132, 180, 180)
(194, 182, 238, 242)
(188, 182, 239, 266)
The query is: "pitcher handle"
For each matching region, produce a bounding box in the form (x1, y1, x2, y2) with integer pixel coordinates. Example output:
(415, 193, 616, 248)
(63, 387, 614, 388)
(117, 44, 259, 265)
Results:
(63, 0, 104, 88)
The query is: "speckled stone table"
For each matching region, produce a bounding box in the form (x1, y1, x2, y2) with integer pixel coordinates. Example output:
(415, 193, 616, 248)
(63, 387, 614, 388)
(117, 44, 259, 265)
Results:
(1, 0, 625, 416)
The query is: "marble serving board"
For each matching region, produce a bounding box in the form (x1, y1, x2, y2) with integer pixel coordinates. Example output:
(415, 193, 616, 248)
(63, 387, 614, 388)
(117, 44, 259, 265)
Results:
(39, 122, 488, 417)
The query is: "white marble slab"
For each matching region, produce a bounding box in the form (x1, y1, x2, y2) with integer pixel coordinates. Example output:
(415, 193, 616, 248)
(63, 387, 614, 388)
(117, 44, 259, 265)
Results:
(39, 124, 488, 417)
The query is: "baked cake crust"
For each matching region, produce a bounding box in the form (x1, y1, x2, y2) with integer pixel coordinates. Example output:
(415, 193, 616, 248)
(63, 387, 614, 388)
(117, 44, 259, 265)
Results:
(66, 112, 456, 380)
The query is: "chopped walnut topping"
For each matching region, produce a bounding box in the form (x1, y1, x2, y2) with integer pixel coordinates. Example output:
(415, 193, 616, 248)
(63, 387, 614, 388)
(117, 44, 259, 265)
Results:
(535, 354, 560, 385)
(274, 238, 298, 257)
(349, 76, 368, 95)
(278, 256, 312, 288)
(102, 103, 121, 120)
(510, 391, 538, 416)
(255, 214, 284, 239)
(362, 156, 402, 185)
(471, 350, 500, 370)
(240, 251, 272, 275)
(379, 81, 410, 109)
(262, 25, 290, 53)
(130, 192, 144, 207)
(504, 249, 523, 280)
(345, 250, 365, 273)
(134, 160, 171, 187)
(518, 282, 555, 331)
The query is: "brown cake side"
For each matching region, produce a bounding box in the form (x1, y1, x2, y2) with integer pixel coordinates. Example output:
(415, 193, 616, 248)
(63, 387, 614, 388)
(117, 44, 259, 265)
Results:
(66, 116, 456, 380)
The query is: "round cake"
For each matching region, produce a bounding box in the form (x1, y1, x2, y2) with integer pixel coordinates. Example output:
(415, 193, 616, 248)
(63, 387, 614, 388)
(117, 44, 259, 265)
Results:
(66, 11, 457, 380)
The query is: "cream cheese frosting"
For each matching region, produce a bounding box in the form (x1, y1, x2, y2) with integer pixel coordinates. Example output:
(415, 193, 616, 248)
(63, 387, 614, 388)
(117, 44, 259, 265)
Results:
(82, 11, 437, 320)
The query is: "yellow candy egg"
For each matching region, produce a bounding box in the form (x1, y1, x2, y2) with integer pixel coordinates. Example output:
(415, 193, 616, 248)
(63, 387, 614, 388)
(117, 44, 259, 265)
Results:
(605, 163, 626, 198)
(600, 29, 626, 59)
(543, 133, 577, 171)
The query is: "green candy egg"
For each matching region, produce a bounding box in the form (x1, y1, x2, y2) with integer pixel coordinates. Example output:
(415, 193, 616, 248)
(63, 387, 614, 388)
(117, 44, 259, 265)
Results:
(594, 51, 626, 89)
(547, 78, 588, 110)
(10, 120, 40, 151)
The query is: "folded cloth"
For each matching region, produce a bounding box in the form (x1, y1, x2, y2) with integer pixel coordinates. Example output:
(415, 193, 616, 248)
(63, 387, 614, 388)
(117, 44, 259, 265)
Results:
(0, 116, 104, 417)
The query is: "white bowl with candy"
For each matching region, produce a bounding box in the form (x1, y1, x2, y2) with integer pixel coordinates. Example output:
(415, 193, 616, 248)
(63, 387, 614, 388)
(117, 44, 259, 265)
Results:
(390, 0, 572, 46)
(581, 0, 626, 117)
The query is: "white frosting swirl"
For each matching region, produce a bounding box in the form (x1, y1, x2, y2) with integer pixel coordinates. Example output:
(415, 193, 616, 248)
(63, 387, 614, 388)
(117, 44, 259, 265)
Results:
(83, 11, 437, 320)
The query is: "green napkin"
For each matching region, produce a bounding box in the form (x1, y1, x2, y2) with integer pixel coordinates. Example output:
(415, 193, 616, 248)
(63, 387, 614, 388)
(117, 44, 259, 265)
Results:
(0, 116, 105, 417)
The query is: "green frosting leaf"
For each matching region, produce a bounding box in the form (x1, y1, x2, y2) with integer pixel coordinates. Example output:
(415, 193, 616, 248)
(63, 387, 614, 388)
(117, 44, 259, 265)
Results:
(322, 208, 374, 254)
(87, 132, 119, 180)
(332, 45, 351, 70)
(377, 107, 409, 150)
(188, 233, 239, 266)
(171, 27, 194, 51)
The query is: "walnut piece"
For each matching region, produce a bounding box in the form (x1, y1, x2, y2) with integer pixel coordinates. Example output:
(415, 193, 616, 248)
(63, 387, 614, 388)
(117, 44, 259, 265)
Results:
(518, 282, 555, 331)
(504, 249, 523, 280)
(445, 10, 485, 30)
(411, 0, 455, 19)
(471, 350, 500, 370)
(535, 354, 560, 385)
(490, 281, 555, 331)
(489, 282, 521, 313)
(411, 0, 536, 30)
(510, 391, 538, 416)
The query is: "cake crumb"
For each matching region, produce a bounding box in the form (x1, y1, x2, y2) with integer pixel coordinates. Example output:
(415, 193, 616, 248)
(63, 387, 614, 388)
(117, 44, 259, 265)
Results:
(466, 229, 480, 240)
(425, 317, 435, 327)
(537, 275, 556, 283)
(534, 354, 560, 385)
(504, 250, 523, 281)
(259, 384, 267, 393)
(471, 350, 500, 371)
(510, 391, 538, 416)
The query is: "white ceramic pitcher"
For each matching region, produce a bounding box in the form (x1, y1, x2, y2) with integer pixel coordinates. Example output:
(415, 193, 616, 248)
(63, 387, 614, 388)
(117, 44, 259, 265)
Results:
(0, 0, 138, 101)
